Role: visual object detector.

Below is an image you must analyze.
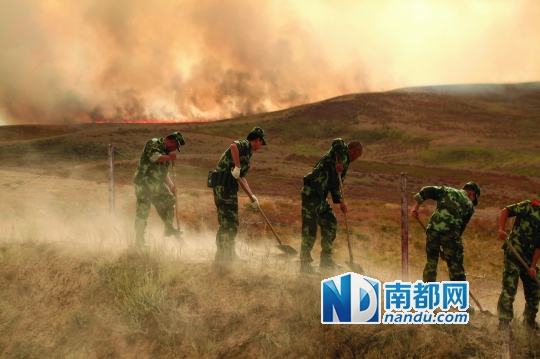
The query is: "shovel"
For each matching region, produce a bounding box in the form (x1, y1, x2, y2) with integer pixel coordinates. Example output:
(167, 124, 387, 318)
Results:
(415, 217, 445, 261)
(502, 236, 540, 286)
(237, 178, 298, 256)
(415, 217, 491, 314)
(336, 169, 365, 274)
(171, 161, 185, 244)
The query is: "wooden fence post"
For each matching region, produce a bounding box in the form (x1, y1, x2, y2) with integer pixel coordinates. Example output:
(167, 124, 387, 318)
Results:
(108, 142, 115, 215)
(401, 172, 408, 280)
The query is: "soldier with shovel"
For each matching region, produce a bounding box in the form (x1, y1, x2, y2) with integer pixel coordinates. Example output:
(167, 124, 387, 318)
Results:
(208, 127, 267, 262)
(299, 139, 363, 274)
(133, 131, 185, 247)
(498, 200, 540, 331)
(410, 182, 479, 282)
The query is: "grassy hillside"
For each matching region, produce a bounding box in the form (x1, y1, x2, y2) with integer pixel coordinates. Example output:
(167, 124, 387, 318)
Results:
(1, 81, 540, 358)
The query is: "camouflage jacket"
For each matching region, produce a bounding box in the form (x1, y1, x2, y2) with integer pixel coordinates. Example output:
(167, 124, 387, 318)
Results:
(506, 200, 540, 259)
(133, 138, 170, 191)
(213, 139, 253, 194)
(303, 139, 349, 204)
(414, 186, 475, 238)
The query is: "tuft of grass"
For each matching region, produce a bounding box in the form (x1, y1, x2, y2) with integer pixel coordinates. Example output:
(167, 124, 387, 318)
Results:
(67, 307, 90, 330)
(92, 254, 167, 333)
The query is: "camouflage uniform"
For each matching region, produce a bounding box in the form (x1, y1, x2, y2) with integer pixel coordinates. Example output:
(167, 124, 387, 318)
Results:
(497, 200, 540, 324)
(210, 139, 253, 259)
(413, 186, 475, 282)
(133, 136, 180, 244)
(301, 139, 349, 265)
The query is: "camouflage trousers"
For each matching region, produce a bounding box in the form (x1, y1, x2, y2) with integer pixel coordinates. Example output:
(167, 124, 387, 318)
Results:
(213, 186, 239, 257)
(300, 185, 338, 263)
(497, 251, 540, 322)
(134, 183, 175, 236)
(423, 230, 465, 282)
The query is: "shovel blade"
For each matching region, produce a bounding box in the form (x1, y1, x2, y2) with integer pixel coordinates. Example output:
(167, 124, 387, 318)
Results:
(345, 261, 365, 275)
(276, 244, 298, 256)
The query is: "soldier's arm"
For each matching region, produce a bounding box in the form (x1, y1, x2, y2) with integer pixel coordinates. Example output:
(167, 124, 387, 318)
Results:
(413, 186, 444, 204)
(498, 207, 510, 241)
(460, 211, 473, 236)
(155, 153, 176, 162)
(230, 142, 241, 169)
(411, 186, 443, 219)
(529, 246, 540, 278)
(330, 157, 344, 204)
(164, 175, 177, 194)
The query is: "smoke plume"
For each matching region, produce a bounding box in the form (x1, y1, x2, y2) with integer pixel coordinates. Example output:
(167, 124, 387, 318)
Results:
(0, 0, 538, 124)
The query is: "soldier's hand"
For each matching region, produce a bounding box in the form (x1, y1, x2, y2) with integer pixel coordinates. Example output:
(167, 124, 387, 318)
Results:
(336, 162, 343, 174)
(499, 229, 508, 241)
(411, 209, 419, 219)
(231, 166, 241, 179)
(170, 185, 178, 195)
(439, 249, 446, 262)
(169, 152, 177, 161)
(529, 267, 537, 279)
(340, 200, 348, 213)
(251, 195, 259, 209)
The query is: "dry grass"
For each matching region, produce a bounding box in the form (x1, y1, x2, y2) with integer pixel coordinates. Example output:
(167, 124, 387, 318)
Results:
(1, 226, 540, 358)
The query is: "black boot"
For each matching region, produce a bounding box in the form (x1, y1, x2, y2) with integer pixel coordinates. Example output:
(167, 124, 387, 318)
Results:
(523, 318, 540, 330)
(164, 225, 184, 243)
(300, 261, 320, 274)
(135, 232, 148, 248)
(215, 246, 246, 263)
(498, 319, 511, 331)
(164, 225, 183, 238)
(319, 257, 343, 269)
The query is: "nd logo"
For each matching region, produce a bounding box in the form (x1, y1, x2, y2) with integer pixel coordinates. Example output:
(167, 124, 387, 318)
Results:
(321, 272, 381, 324)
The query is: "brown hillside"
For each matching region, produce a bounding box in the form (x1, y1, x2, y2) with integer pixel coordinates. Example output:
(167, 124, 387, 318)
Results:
(1, 82, 540, 358)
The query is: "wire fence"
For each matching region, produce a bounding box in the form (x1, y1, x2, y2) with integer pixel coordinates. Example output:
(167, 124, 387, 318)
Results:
(1, 141, 535, 307)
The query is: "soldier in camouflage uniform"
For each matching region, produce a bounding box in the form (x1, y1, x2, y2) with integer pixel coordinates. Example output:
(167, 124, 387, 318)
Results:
(300, 139, 363, 274)
(498, 200, 540, 330)
(411, 182, 480, 282)
(133, 131, 185, 247)
(208, 127, 267, 262)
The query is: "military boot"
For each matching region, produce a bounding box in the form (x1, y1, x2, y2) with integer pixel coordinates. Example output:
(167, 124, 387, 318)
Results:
(498, 319, 511, 331)
(319, 257, 343, 269)
(135, 232, 148, 248)
(300, 261, 320, 274)
(164, 225, 185, 245)
(215, 245, 247, 263)
(164, 225, 183, 238)
(231, 252, 247, 263)
(523, 318, 540, 331)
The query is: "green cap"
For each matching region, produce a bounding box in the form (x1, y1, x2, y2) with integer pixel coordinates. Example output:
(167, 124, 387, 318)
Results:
(169, 131, 185, 150)
(249, 127, 267, 145)
(463, 182, 480, 206)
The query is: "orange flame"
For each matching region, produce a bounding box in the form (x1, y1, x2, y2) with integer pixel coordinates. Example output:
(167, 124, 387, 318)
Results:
(94, 119, 209, 124)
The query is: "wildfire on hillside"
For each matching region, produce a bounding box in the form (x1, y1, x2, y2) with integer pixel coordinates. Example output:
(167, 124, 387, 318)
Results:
(94, 119, 209, 124)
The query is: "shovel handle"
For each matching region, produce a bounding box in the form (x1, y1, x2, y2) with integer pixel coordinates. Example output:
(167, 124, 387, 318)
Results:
(415, 217, 426, 231)
(416, 217, 446, 261)
(237, 178, 285, 246)
(336, 167, 354, 263)
(503, 237, 540, 286)
(171, 161, 181, 232)
(469, 290, 485, 313)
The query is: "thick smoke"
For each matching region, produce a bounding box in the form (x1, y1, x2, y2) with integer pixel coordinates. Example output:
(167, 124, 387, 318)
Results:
(0, 0, 538, 124)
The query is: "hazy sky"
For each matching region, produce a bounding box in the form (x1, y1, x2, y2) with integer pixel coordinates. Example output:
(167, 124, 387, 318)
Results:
(0, 0, 538, 124)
